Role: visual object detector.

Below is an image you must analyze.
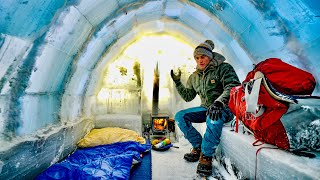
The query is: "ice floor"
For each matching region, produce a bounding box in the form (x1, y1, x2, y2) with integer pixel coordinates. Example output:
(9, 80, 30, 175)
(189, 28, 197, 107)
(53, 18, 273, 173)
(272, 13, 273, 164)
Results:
(151, 137, 234, 180)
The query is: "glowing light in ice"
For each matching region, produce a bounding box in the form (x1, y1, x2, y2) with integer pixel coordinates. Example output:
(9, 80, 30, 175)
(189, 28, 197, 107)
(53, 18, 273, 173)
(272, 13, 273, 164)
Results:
(97, 34, 195, 106)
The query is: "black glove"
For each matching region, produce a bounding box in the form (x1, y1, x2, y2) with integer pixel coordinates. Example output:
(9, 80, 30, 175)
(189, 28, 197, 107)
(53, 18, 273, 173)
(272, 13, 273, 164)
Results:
(206, 101, 224, 121)
(170, 69, 181, 84)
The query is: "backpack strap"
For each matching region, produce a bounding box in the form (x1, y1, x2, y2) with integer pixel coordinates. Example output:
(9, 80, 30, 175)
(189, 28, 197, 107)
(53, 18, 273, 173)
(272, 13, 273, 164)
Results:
(254, 145, 279, 180)
(244, 75, 265, 117)
(245, 78, 264, 115)
(291, 150, 316, 158)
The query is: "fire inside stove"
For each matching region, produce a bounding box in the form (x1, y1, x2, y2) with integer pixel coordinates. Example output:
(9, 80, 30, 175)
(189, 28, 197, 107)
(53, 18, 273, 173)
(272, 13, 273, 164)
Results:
(151, 114, 169, 132)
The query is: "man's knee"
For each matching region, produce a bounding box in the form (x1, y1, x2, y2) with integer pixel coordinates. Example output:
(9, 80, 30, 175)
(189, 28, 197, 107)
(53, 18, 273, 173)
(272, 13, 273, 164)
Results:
(174, 110, 185, 124)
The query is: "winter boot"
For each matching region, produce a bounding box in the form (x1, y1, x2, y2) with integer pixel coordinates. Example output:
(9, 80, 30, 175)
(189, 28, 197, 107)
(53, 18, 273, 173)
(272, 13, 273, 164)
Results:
(196, 153, 213, 176)
(183, 147, 201, 162)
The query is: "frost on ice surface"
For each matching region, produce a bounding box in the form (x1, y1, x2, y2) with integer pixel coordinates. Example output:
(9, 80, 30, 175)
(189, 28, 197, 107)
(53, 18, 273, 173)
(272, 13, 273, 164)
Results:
(290, 119, 320, 151)
(281, 99, 320, 151)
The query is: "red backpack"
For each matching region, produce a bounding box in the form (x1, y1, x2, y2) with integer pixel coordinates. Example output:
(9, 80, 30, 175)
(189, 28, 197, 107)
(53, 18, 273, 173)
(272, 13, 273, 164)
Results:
(243, 58, 316, 95)
(229, 58, 319, 152)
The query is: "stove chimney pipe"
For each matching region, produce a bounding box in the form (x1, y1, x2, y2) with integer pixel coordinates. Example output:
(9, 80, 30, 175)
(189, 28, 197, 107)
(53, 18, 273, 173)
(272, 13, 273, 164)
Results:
(152, 61, 159, 115)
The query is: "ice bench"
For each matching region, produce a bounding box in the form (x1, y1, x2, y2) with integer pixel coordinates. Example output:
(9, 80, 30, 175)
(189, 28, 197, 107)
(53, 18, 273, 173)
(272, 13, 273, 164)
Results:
(218, 124, 320, 179)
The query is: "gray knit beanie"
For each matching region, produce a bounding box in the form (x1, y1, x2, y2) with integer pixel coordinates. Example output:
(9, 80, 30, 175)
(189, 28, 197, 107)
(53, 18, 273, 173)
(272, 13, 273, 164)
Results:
(193, 40, 215, 60)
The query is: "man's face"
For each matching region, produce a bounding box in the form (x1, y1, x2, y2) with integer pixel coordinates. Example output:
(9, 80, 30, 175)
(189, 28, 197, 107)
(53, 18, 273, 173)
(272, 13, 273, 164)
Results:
(195, 55, 211, 70)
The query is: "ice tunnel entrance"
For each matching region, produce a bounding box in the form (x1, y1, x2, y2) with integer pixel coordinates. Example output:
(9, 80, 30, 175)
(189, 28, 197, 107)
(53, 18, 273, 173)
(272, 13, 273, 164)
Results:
(93, 34, 200, 133)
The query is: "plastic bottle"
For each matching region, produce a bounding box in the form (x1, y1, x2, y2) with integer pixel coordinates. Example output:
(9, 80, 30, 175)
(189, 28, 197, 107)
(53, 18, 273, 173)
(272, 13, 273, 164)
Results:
(154, 138, 171, 148)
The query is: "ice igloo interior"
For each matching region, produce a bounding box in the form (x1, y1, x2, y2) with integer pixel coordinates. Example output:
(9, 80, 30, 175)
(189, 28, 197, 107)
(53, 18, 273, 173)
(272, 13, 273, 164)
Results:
(0, 0, 319, 179)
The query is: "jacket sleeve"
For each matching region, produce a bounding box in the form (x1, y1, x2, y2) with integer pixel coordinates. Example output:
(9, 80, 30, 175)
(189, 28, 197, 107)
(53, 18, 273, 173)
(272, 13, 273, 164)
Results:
(215, 64, 241, 106)
(175, 76, 197, 102)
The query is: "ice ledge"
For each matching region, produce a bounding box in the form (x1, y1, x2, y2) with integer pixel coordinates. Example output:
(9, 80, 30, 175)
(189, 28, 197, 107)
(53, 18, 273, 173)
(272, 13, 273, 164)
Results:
(219, 124, 320, 179)
(94, 114, 142, 135)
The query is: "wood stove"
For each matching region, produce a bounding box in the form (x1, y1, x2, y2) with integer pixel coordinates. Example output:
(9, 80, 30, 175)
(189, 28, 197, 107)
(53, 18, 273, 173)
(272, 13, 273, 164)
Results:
(151, 113, 169, 133)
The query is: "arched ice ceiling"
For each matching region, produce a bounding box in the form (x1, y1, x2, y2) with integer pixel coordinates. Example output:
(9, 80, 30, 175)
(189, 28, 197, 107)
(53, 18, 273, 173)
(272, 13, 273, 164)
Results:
(0, 0, 319, 136)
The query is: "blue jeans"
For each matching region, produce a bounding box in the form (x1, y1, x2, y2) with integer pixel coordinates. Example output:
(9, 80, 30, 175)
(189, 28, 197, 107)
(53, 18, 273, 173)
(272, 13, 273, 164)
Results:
(174, 106, 233, 157)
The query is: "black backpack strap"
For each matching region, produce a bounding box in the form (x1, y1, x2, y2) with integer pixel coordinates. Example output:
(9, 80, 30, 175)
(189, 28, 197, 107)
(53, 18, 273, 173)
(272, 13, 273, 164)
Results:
(290, 149, 316, 158)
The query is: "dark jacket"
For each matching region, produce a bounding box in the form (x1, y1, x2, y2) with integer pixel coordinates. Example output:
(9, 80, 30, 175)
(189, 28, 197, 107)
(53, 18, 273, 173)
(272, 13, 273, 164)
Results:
(175, 54, 240, 108)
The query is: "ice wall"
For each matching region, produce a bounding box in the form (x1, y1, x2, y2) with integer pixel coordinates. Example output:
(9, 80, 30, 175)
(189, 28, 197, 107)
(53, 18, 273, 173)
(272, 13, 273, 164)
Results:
(0, 0, 319, 179)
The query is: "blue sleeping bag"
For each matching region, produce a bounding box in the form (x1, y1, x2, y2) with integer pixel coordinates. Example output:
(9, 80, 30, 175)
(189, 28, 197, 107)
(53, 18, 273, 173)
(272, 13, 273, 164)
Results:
(37, 141, 151, 180)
